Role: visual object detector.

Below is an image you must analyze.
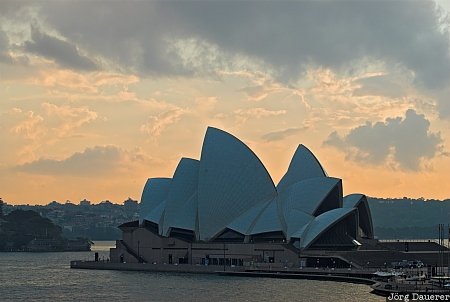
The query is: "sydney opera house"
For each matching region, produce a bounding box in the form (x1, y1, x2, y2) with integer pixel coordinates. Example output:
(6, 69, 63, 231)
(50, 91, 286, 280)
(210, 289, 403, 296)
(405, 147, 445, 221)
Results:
(111, 127, 374, 267)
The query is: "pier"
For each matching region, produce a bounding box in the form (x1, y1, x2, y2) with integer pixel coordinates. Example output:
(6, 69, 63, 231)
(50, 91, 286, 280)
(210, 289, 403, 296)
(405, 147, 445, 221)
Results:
(70, 260, 377, 285)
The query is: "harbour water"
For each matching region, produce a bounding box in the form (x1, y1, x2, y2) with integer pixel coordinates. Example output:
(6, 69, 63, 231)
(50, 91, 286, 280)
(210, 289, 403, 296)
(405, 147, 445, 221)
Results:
(0, 241, 383, 302)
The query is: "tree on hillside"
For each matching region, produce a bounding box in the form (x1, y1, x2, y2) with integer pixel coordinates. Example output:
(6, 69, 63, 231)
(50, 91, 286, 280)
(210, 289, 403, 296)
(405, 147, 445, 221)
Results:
(0, 210, 63, 250)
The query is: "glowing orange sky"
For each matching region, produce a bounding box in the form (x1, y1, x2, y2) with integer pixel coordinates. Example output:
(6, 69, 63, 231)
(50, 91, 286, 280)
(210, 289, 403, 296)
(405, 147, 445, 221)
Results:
(1, 1, 449, 204)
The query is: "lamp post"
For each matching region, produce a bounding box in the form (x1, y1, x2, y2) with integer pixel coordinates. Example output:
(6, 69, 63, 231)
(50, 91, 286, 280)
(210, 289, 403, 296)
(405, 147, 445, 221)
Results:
(223, 243, 226, 271)
(190, 242, 192, 265)
(137, 240, 140, 262)
(298, 247, 302, 269)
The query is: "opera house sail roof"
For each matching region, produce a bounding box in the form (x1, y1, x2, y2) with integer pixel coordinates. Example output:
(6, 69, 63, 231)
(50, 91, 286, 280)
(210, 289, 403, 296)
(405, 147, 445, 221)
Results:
(139, 126, 373, 250)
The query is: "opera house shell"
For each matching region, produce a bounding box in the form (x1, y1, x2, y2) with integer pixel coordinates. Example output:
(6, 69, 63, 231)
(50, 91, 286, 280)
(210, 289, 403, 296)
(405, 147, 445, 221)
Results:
(138, 127, 373, 251)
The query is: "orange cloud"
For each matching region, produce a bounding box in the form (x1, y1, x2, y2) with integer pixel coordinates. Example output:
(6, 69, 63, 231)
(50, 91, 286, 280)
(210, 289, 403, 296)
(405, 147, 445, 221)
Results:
(140, 108, 186, 138)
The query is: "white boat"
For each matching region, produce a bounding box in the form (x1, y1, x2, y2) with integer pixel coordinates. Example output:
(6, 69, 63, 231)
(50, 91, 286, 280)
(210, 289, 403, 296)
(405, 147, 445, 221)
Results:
(405, 274, 426, 281)
(373, 270, 404, 277)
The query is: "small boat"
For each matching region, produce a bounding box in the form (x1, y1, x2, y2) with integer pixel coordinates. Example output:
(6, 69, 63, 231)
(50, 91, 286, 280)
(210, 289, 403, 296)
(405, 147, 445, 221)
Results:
(373, 270, 404, 277)
(405, 274, 426, 281)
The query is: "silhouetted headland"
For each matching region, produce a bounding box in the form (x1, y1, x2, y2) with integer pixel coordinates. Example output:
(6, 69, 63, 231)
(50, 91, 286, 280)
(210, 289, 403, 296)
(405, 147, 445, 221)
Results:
(0, 209, 91, 252)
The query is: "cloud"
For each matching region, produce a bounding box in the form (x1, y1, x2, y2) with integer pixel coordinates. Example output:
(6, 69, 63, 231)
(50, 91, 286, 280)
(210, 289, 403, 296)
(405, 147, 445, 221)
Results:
(239, 84, 274, 102)
(24, 26, 97, 71)
(42, 102, 98, 138)
(93, 73, 139, 87)
(15, 145, 122, 175)
(324, 131, 346, 150)
(353, 75, 407, 98)
(23, 2, 185, 76)
(234, 107, 286, 124)
(167, 1, 450, 94)
(238, 76, 308, 106)
(262, 127, 308, 142)
(428, 87, 450, 119)
(0, 29, 11, 62)
(140, 108, 185, 137)
(23, 1, 446, 83)
(11, 103, 98, 141)
(324, 109, 444, 170)
(11, 110, 45, 140)
(2, 1, 450, 118)
(5, 103, 98, 161)
(0, 1, 24, 16)
(238, 78, 286, 102)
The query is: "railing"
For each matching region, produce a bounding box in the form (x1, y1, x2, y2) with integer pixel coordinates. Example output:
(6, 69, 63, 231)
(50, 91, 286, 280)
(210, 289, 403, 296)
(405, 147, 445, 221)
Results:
(379, 239, 441, 244)
(119, 240, 147, 263)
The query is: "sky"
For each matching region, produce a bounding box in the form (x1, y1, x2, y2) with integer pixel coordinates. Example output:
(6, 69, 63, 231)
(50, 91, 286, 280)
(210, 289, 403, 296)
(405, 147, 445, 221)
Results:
(1, 0, 450, 205)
